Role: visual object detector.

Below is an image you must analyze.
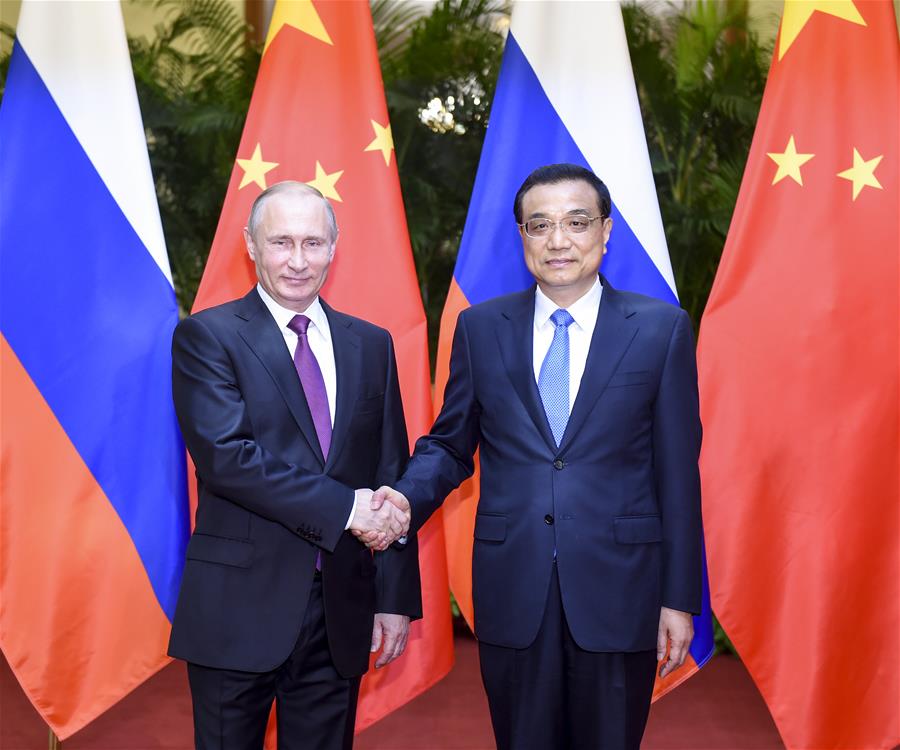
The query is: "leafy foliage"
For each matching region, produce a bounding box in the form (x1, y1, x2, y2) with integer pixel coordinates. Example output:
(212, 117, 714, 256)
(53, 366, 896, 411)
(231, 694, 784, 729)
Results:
(623, 0, 771, 324)
(128, 0, 261, 312)
(0, 22, 15, 96)
(377, 0, 506, 362)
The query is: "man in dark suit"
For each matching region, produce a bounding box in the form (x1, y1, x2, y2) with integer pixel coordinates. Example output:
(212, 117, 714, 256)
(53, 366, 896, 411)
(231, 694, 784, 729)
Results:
(169, 181, 420, 750)
(369, 164, 702, 749)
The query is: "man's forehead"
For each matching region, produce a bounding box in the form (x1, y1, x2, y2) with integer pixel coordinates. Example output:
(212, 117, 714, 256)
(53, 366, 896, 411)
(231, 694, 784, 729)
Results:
(263, 189, 321, 214)
(522, 179, 599, 212)
(260, 193, 328, 225)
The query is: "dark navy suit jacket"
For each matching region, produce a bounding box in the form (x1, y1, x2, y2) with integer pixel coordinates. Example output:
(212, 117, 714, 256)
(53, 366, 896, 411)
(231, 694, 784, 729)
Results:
(168, 288, 421, 677)
(395, 277, 701, 652)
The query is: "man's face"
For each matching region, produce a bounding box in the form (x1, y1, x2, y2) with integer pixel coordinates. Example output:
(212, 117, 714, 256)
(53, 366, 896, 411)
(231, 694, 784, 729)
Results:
(519, 179, 612, 305)
(244, 190, 336, 313)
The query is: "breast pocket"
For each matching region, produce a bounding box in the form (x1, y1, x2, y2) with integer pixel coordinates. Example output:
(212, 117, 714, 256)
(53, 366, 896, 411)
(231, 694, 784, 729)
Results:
(607, 370, 652, 388)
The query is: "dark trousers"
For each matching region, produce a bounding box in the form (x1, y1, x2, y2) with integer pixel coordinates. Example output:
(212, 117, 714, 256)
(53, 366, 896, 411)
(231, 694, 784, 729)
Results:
(478, 563, 657, 750)
(187, 579, 360, 750)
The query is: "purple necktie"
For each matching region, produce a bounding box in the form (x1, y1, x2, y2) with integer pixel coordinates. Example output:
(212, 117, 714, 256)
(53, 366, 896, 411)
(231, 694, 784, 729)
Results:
(288, 314, 331, 460)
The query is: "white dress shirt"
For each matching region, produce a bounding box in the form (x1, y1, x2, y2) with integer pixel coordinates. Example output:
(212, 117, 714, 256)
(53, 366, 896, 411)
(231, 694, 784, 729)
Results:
(257, 285, 361, 528)
(256, 284, 337, 427)
(532, 277, 603, 412)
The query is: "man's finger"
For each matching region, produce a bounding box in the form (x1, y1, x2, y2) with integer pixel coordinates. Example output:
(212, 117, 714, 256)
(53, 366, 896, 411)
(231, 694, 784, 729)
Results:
(370, 620, 384, 654)
(670, 638, 688, 668)
(376, 628, 399, 668)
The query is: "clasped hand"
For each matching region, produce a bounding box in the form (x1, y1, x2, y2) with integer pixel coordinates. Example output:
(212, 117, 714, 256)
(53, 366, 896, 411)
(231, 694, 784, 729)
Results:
(350, 486, 410, 551)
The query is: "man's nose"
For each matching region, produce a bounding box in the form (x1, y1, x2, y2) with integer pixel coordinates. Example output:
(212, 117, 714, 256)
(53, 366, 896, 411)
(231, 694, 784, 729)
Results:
(287, 246, 308, 270)
(547, 222, 571, 249)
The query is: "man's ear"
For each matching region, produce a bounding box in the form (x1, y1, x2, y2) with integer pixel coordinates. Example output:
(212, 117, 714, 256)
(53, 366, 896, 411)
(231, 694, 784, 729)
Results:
(243, 227, 256, 261)
(601, 217, 613, 253)
(328, 231, 338, 260)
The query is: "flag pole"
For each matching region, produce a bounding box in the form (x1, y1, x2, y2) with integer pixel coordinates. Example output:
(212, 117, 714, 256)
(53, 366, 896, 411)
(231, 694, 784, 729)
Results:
(48, 729, 61, 749)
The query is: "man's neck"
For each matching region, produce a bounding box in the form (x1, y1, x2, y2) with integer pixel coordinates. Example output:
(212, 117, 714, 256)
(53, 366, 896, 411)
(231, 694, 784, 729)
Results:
(537, 278, 599, 309)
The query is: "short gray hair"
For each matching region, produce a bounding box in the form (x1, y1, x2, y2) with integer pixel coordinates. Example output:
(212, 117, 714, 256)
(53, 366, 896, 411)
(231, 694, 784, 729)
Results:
(246, 181, 338, 243)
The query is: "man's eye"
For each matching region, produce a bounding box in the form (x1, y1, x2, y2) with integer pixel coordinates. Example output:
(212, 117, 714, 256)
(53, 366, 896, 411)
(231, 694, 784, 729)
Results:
(567, 218, 587, 229)
(530, 221, 549, 232)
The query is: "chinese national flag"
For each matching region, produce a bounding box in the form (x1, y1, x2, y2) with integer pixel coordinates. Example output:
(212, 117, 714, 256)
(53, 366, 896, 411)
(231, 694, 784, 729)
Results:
(192, 0, 454, 731)
(697, 2, 898, 749)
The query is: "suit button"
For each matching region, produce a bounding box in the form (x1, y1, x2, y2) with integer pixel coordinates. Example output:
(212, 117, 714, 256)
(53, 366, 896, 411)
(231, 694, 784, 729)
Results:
(553, 459, 564, 470)
(544, 514, 554, 525)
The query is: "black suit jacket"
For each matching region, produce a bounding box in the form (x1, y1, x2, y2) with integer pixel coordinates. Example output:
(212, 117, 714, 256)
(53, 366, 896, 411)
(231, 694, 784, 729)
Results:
(168, 289, 421, 677)
(395, 278, 701, 652)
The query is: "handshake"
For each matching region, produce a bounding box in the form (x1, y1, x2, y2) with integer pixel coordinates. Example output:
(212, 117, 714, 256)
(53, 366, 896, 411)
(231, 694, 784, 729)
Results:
(350, 486, 411, 551)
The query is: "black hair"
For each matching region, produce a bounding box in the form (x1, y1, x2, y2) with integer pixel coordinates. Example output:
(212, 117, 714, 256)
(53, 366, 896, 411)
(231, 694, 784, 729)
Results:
(513, 163, 611, 223)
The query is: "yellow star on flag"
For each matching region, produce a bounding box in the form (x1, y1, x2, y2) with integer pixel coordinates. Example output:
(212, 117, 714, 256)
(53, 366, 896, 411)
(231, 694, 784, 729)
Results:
(767, 135, 815, 186)
(307, 161, 344, 202)
(778, 1, 866, 60)
(837, 148, 883, 201)
(236, 143, 279, 190)
(264, 0, 333, 54)
(364, 120, 395, 166)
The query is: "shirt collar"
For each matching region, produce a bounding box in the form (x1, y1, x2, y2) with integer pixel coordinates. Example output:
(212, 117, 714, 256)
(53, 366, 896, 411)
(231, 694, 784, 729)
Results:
(255, 284, 330, 338)
(534, 276, 602, 330)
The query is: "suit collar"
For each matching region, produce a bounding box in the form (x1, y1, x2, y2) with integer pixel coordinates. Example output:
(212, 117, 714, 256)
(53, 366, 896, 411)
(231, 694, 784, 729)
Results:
(496, 287, 558, 452)
(557, 277, 639, 451)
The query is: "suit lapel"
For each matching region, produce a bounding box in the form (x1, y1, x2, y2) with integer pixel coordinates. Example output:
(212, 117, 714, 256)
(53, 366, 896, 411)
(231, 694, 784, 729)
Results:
(558, 280, 639, 452)
(321, 300, 361, 471)
(496, 288, 558, 452)
(235, 289, 325, 466)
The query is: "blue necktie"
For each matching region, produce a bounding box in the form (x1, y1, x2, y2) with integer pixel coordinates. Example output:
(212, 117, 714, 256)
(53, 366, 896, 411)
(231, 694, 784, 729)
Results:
(538, 309, 575, 447)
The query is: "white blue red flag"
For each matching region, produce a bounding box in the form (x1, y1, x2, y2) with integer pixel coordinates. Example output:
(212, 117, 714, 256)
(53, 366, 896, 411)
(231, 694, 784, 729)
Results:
(435, 0, 714, 697)
(0, 1, 188, 738)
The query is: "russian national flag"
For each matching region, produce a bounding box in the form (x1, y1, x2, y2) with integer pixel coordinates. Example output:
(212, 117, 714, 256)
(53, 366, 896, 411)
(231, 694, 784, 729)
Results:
(435, 0, 714, 698)
(0, 1, 189, 738)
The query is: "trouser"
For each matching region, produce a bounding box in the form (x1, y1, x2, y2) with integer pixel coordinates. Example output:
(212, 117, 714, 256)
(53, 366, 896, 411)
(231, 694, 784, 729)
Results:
(187, 578, 360, 750)
(479, 563, 657, 750)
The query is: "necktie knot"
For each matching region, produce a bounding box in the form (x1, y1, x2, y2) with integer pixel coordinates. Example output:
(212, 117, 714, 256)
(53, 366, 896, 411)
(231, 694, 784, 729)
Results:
(550, 309, 574, 329)
(288, 314, 311, 336)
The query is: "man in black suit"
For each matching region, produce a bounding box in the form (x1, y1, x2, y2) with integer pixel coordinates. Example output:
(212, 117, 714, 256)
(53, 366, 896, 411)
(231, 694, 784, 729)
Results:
(169, 181, 420, 749)
(369, 164, 702, 749)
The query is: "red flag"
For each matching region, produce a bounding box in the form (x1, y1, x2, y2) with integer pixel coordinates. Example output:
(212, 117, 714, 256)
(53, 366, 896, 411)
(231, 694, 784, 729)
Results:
(698, 2, 898, 748)
(193, 0, 453, 731)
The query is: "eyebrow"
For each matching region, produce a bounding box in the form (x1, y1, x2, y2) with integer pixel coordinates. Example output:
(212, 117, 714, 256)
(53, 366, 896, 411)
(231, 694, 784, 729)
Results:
(526, 208, 593, 219)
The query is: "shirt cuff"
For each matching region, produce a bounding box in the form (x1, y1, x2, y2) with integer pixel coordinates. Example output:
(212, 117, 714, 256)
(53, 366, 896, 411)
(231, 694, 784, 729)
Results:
(346, 489, 361, 530)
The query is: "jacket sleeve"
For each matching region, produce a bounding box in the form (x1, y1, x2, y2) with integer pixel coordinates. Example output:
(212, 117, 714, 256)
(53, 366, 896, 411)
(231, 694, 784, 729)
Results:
(372, 332, 423, 619)
(653, 309, 703, 614)
(395, 311, 481, 534)
(172, 314, 354, 552)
